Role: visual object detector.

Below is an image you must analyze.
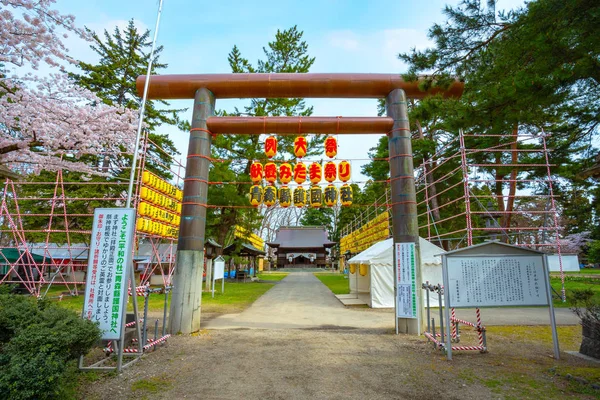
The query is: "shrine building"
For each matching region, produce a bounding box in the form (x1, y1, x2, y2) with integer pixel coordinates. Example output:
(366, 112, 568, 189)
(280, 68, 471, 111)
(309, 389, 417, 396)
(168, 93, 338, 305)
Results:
(267, 226, 335, 268)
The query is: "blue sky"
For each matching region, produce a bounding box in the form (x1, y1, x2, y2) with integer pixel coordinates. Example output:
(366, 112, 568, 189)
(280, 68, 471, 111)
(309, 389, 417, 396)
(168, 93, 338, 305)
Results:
(54, 0, 527, 181)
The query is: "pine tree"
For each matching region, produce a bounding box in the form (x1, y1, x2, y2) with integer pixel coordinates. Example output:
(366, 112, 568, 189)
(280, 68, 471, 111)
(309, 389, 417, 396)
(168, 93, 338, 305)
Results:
(397, 0, 600, 238)
(70, 19, 181, 178)
(204, 26, 319, 247)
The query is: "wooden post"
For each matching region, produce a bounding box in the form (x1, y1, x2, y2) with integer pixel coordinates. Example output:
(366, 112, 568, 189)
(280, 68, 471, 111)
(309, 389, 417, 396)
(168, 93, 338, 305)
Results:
(387, 88, 423, 335)
(169, 88, 214, 334)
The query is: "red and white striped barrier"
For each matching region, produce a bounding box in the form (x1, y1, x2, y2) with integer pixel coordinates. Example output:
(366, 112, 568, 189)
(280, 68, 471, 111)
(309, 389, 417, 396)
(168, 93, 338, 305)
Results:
(125, 318, 144, 328)
(128, 285, 150, 296)
(117, 334, 171, 353)
(143, 334, 170, 350)
(450, 345, 485, 351)
(451, 308, 457, 338)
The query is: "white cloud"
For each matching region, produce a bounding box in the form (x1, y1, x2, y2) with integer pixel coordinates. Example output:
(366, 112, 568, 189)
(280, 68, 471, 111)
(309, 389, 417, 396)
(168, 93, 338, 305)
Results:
(327, 30, 360, 51)
(311, 28, 430, 73)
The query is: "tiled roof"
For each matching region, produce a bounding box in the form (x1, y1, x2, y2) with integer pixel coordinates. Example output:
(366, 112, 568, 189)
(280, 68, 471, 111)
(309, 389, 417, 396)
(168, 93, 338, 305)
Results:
(268, 226, 335, 249)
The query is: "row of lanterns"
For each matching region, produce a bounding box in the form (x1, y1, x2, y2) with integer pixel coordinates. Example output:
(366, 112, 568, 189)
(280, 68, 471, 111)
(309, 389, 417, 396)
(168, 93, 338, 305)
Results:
(250, 161, 351, 184)
(265, 135, 338, 159)
(249, 184, 353, 208)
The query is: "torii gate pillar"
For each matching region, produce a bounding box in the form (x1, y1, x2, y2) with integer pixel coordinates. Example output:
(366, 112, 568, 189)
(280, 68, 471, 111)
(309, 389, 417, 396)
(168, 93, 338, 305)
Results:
(169, 88, 214, 334)
(386, 89, 424, 335)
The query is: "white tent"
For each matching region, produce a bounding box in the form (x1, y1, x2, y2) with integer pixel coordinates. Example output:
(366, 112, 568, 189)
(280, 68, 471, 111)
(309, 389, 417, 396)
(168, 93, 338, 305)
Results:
(347, 238, 445, 308)
(547, 254, 580, 272)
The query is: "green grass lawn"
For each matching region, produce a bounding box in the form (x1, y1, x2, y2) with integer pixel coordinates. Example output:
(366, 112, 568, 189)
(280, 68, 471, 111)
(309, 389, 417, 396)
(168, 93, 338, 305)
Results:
(41, 280, 276, 315)
(551, 276, 600, 307)
(551, 269, 600, 275)
(314, 272, 350, 295)
(257, 272, 288, 282)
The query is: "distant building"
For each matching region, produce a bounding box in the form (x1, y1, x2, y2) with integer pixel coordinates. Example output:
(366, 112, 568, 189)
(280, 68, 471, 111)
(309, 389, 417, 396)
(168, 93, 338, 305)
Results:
(267, 226, 335, 268)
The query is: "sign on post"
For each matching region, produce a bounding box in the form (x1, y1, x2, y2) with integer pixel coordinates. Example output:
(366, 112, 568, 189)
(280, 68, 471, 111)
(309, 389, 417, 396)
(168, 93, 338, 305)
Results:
(446, 256, 547, 307)
(395, 242, 417, 319)
(440, 241, 559, 360)
(83, 208, 135, 340)
(212, 255, 225, 298)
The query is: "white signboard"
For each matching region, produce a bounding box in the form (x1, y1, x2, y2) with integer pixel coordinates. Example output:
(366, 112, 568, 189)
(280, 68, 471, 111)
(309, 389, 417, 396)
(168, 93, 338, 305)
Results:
(83, 208, 135, 340)
(446, 256, 548, 308)
(395, 242, 417, 319)
(213, 258, 225, 280)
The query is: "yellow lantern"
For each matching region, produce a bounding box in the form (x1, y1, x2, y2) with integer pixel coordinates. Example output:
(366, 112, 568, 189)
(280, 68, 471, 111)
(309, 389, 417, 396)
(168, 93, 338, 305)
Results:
(279, 186, 291, 208)
(309, 162, 322, 184)
(349, 264, 356, 274)
(264, 136, 277, 158)
(340, 184, 353, 206)
(359, 264, 368, 276)
(309, 186, 322, 208)
(264, 162, 277, 184)
(324, 184, 337, 207)
(293, 162, 307, 184)
(250, 162, 263, 184)
(249, 185, 263, 206)
(263, 185, 277, 207)
(293, 187, 306, 208)
(136, 218, 146, 232)
(279, 163, 292, 184)
(142, 171, 151, 184)
(338, 160, 351, 182)
(324, 136, 337, 158)
(294, 136, 307, 158)
(324, 161, 337, 183)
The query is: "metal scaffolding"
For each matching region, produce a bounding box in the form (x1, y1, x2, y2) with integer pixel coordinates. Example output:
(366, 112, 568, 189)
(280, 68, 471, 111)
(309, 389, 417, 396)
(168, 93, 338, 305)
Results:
(0, 134, 183, 298)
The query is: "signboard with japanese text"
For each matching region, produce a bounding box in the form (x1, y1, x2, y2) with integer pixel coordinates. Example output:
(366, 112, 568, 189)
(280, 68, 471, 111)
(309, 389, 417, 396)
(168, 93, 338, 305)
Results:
(83, 208, 135, 340)
(213, 257, 225, 281)
(446, 256, 547, 308)
(395, 242, 417, 319)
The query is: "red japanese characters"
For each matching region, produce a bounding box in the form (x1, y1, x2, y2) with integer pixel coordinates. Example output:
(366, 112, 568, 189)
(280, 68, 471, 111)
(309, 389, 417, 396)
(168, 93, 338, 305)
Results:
(294, 136, 307, 158)
(324, 136, 337, 158)
(264, 136, 277, 158)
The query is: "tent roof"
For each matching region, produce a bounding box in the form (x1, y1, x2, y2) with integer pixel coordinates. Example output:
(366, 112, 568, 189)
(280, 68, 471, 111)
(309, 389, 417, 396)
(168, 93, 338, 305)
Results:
(30, 243, 89, 260)
(0, 248, 49, 263)
(347, 238, 444, 267)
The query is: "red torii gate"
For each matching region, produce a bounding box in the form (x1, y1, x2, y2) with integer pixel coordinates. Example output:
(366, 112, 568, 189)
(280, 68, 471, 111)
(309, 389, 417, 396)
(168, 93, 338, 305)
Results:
(136, 73, 463, 334)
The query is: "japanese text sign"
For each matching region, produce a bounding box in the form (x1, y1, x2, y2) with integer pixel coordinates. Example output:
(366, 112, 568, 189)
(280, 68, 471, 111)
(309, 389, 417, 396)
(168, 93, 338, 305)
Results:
(83, 208, 135, 340)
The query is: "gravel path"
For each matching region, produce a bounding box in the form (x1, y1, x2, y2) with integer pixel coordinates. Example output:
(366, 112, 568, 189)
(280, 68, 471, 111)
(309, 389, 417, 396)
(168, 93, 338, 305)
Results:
(204, 272, 393, 330)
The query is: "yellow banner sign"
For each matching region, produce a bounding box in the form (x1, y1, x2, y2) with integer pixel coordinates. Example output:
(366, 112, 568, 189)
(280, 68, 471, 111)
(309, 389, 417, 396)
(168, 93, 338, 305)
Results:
(234, 226, 264, 250)
(340, 211, 390, 255)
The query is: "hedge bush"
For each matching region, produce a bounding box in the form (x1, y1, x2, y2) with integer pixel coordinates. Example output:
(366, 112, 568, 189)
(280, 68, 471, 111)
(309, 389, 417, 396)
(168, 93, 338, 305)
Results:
(0, 290, 101, 400)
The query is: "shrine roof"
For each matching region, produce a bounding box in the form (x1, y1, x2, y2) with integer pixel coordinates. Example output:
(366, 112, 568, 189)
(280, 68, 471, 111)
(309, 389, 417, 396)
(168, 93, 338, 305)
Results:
(267, 226, 336, 249)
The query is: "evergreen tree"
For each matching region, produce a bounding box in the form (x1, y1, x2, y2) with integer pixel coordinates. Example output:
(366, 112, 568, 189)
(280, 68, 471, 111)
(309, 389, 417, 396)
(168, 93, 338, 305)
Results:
(300, 208, 334, 237)
(397, 0, 600, 239)
(203, 26, 320, 248)
(70, 19, 181, 178)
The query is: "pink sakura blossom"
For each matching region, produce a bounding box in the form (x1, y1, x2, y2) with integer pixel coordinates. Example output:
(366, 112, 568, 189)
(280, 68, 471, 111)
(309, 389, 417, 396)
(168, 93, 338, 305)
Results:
(0, 0, 87, 69)
(0, 0, 138, 174)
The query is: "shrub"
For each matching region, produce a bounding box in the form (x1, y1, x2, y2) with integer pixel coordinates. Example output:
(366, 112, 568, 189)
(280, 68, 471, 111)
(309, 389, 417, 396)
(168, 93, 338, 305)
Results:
(0, 293, 101, 400)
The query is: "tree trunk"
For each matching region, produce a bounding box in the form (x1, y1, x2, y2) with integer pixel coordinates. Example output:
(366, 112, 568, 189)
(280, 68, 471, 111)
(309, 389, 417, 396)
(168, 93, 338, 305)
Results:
(415, 119, 441, 222)
(494, 151, 506, 215)
(503, 124, 519, 229)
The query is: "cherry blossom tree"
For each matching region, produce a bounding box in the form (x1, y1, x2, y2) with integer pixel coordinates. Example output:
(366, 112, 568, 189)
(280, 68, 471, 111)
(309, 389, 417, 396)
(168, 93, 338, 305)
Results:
(0, 0, 137, 174)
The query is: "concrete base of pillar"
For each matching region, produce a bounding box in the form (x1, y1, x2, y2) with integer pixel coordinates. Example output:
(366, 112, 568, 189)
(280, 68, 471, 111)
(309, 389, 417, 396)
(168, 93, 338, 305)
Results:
(169, 250, 204, 334)
(397, 318, 421, 335)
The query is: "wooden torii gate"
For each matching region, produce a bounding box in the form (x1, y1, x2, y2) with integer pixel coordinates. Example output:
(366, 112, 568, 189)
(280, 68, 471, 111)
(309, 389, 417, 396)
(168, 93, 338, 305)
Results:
(136, 73, 463, 334)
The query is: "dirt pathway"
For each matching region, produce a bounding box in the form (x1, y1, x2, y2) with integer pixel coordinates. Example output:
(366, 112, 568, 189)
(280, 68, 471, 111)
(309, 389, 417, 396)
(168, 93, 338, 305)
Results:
(204, 272, 394, 330)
